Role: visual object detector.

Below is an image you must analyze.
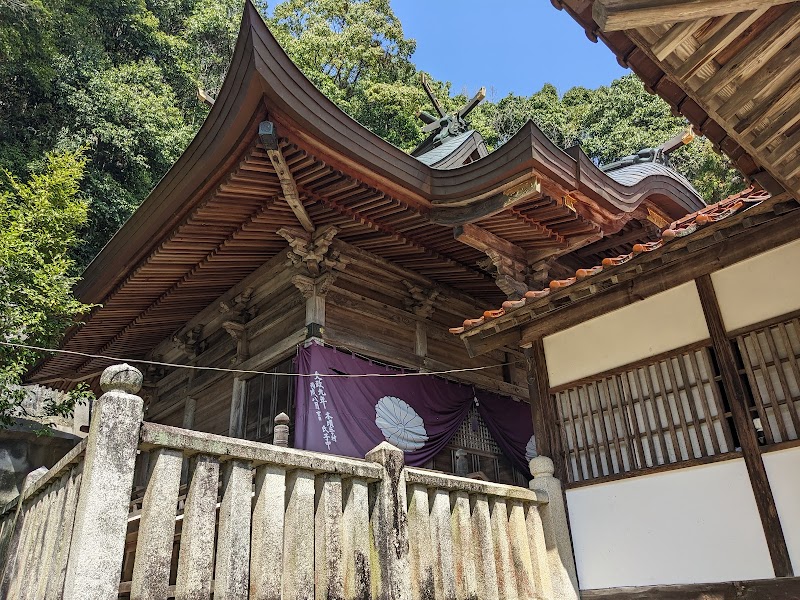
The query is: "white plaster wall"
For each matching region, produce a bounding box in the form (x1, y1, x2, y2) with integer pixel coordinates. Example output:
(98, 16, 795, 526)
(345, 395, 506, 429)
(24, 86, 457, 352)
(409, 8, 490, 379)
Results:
(711, 238, 800, 332)
(763, 446, 800, 574)
(544, 282, 709, 387)
(566, 458, 774, 589)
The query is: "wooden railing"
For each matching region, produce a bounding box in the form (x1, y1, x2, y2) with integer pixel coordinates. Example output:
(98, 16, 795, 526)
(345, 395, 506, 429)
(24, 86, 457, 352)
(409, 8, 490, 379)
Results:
(0, 364, 578, 599)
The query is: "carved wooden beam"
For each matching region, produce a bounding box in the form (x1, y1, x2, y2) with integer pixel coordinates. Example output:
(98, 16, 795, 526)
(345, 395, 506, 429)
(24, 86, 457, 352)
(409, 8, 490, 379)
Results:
(171, 325, 206, 360)
(292, 272, 337, 330)
(222, 321, 249, 363)
(266, 146, 314, 233)
(593, 0, 793, 32)
(454, 223, 529, 298)
(454, 223, 527, 263)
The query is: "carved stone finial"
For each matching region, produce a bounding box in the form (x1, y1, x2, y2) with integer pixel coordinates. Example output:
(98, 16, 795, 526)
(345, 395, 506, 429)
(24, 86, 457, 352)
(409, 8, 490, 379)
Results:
(529, 455, 555, 479)
(100, 363, 143, 394)
(273, 412, 290, 447)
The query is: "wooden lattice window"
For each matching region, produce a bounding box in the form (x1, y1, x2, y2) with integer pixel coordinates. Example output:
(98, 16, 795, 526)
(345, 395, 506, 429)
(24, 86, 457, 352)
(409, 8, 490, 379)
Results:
(735, 316, 800, 446)
(244, 357, 295, 443)
(554, 345, 735, 483)
(428, 407, 528, 486)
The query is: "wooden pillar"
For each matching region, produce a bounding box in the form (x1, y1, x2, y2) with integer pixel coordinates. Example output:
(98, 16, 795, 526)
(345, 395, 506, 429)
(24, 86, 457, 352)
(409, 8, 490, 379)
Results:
(695, 275, 793, 577)
(414, 321, 428, 359)
(222, 321, 249, 439)
(229, 377, 246, 438)
(524, 340, 566, 482)
(292, 272, 335, 339)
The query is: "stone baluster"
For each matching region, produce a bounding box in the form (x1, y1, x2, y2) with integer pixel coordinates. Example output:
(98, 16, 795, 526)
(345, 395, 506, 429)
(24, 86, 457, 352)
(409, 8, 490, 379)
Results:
(529, 455, 580, 600)
(366, 442, 411, 600)
(63, 364, 145, 600)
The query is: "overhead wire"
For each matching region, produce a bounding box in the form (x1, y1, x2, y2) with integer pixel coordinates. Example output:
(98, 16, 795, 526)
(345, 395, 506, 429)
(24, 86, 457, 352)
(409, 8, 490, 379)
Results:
(1, 341, 522, 379)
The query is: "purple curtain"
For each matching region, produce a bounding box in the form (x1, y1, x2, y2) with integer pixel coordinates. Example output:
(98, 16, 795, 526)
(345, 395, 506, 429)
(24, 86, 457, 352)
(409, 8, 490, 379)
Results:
(294, 343, 533, 472)
(476, 390, 534, 476)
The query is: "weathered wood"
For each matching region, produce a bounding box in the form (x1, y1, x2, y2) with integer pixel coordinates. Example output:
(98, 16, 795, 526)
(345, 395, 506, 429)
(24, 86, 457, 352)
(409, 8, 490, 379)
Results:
(250, 464, 286, 599)
(174, 455, 220, 599)
(487, 206, 800, 349)
(695, 275, 793, 577)
(454, 223, 527, 263)
(593, 0, 794, 32)
(265, 146, 314, 233)
(229, 376, 247, 438)
(131, 448, 183, 600)
(673, 9, 767, 79)
(525, 339, 567, 481)
(214, 459, 252, 600)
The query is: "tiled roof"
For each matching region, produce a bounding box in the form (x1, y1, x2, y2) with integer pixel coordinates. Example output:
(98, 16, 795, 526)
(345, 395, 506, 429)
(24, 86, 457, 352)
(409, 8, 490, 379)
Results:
(449, 187, 771, 334)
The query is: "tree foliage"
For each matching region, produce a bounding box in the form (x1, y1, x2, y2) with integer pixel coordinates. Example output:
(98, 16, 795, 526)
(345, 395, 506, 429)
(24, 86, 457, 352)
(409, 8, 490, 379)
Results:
(0, 149, 93, 428)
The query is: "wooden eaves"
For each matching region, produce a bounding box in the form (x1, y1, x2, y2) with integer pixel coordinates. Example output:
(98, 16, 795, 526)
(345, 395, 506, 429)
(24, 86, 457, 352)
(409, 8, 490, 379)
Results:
(29, 1, 706, 385)
(552, 0, 800, 199)
(459, 192, 800, 357)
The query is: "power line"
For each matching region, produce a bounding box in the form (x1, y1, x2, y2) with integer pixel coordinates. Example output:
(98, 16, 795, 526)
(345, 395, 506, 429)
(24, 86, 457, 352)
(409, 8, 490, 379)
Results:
(1, 341, 520, 379)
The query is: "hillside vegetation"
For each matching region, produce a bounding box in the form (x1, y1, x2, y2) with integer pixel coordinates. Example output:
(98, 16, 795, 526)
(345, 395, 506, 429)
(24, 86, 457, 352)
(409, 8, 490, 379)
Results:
(0, 0, 743, 424)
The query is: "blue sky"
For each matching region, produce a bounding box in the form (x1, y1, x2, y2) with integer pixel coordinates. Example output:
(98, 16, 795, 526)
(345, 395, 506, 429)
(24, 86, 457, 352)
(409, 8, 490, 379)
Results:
(391, 0, 629, 99)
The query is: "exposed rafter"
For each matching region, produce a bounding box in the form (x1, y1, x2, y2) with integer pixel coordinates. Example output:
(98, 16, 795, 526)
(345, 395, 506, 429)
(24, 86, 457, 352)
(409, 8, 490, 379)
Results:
(593, 0, 794, 32)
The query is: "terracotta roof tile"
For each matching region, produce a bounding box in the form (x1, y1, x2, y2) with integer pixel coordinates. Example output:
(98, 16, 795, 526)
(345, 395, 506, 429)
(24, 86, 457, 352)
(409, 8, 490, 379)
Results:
(451, 186, 769, 335)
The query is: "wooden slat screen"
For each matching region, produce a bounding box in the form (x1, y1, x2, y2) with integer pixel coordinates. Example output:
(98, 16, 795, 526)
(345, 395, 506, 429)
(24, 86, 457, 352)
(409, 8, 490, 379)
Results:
(555, 346, 735, 483)
(735, 317, 800, 446)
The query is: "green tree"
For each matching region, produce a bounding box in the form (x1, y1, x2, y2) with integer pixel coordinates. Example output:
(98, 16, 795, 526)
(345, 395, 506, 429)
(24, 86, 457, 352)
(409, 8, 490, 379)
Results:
(0, 149, 93, 428)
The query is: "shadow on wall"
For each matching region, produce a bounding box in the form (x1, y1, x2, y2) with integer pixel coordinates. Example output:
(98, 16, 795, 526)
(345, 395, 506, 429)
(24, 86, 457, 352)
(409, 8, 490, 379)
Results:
(0, 426, 84, 505)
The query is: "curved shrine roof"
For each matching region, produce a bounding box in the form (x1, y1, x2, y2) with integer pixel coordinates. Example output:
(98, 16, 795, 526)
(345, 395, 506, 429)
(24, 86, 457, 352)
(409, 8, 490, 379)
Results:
(30, 1, 708, 385)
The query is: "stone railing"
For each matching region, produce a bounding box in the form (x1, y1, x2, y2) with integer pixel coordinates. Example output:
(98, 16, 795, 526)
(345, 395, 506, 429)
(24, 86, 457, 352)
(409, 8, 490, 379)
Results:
(0, 364, 579, 599)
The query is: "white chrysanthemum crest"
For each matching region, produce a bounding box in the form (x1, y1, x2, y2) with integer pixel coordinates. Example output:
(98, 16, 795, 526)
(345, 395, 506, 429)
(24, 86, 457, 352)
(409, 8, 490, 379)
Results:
(375, 396, 428, 451)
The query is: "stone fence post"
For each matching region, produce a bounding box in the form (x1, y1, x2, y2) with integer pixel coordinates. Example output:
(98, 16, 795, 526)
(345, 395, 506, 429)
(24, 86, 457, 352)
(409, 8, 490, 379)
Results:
(529, 455, 580, 600)
(63, 364, 145, 600)
(365, 442, 411, 600)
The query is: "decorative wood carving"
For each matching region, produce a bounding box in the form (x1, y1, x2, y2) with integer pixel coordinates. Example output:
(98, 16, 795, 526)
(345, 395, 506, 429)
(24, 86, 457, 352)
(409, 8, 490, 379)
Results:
(172, 325, 206, 360)
(402, 280, 441, 318)
(222, 321, 249, 363)
(277, 225, 349, 277)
